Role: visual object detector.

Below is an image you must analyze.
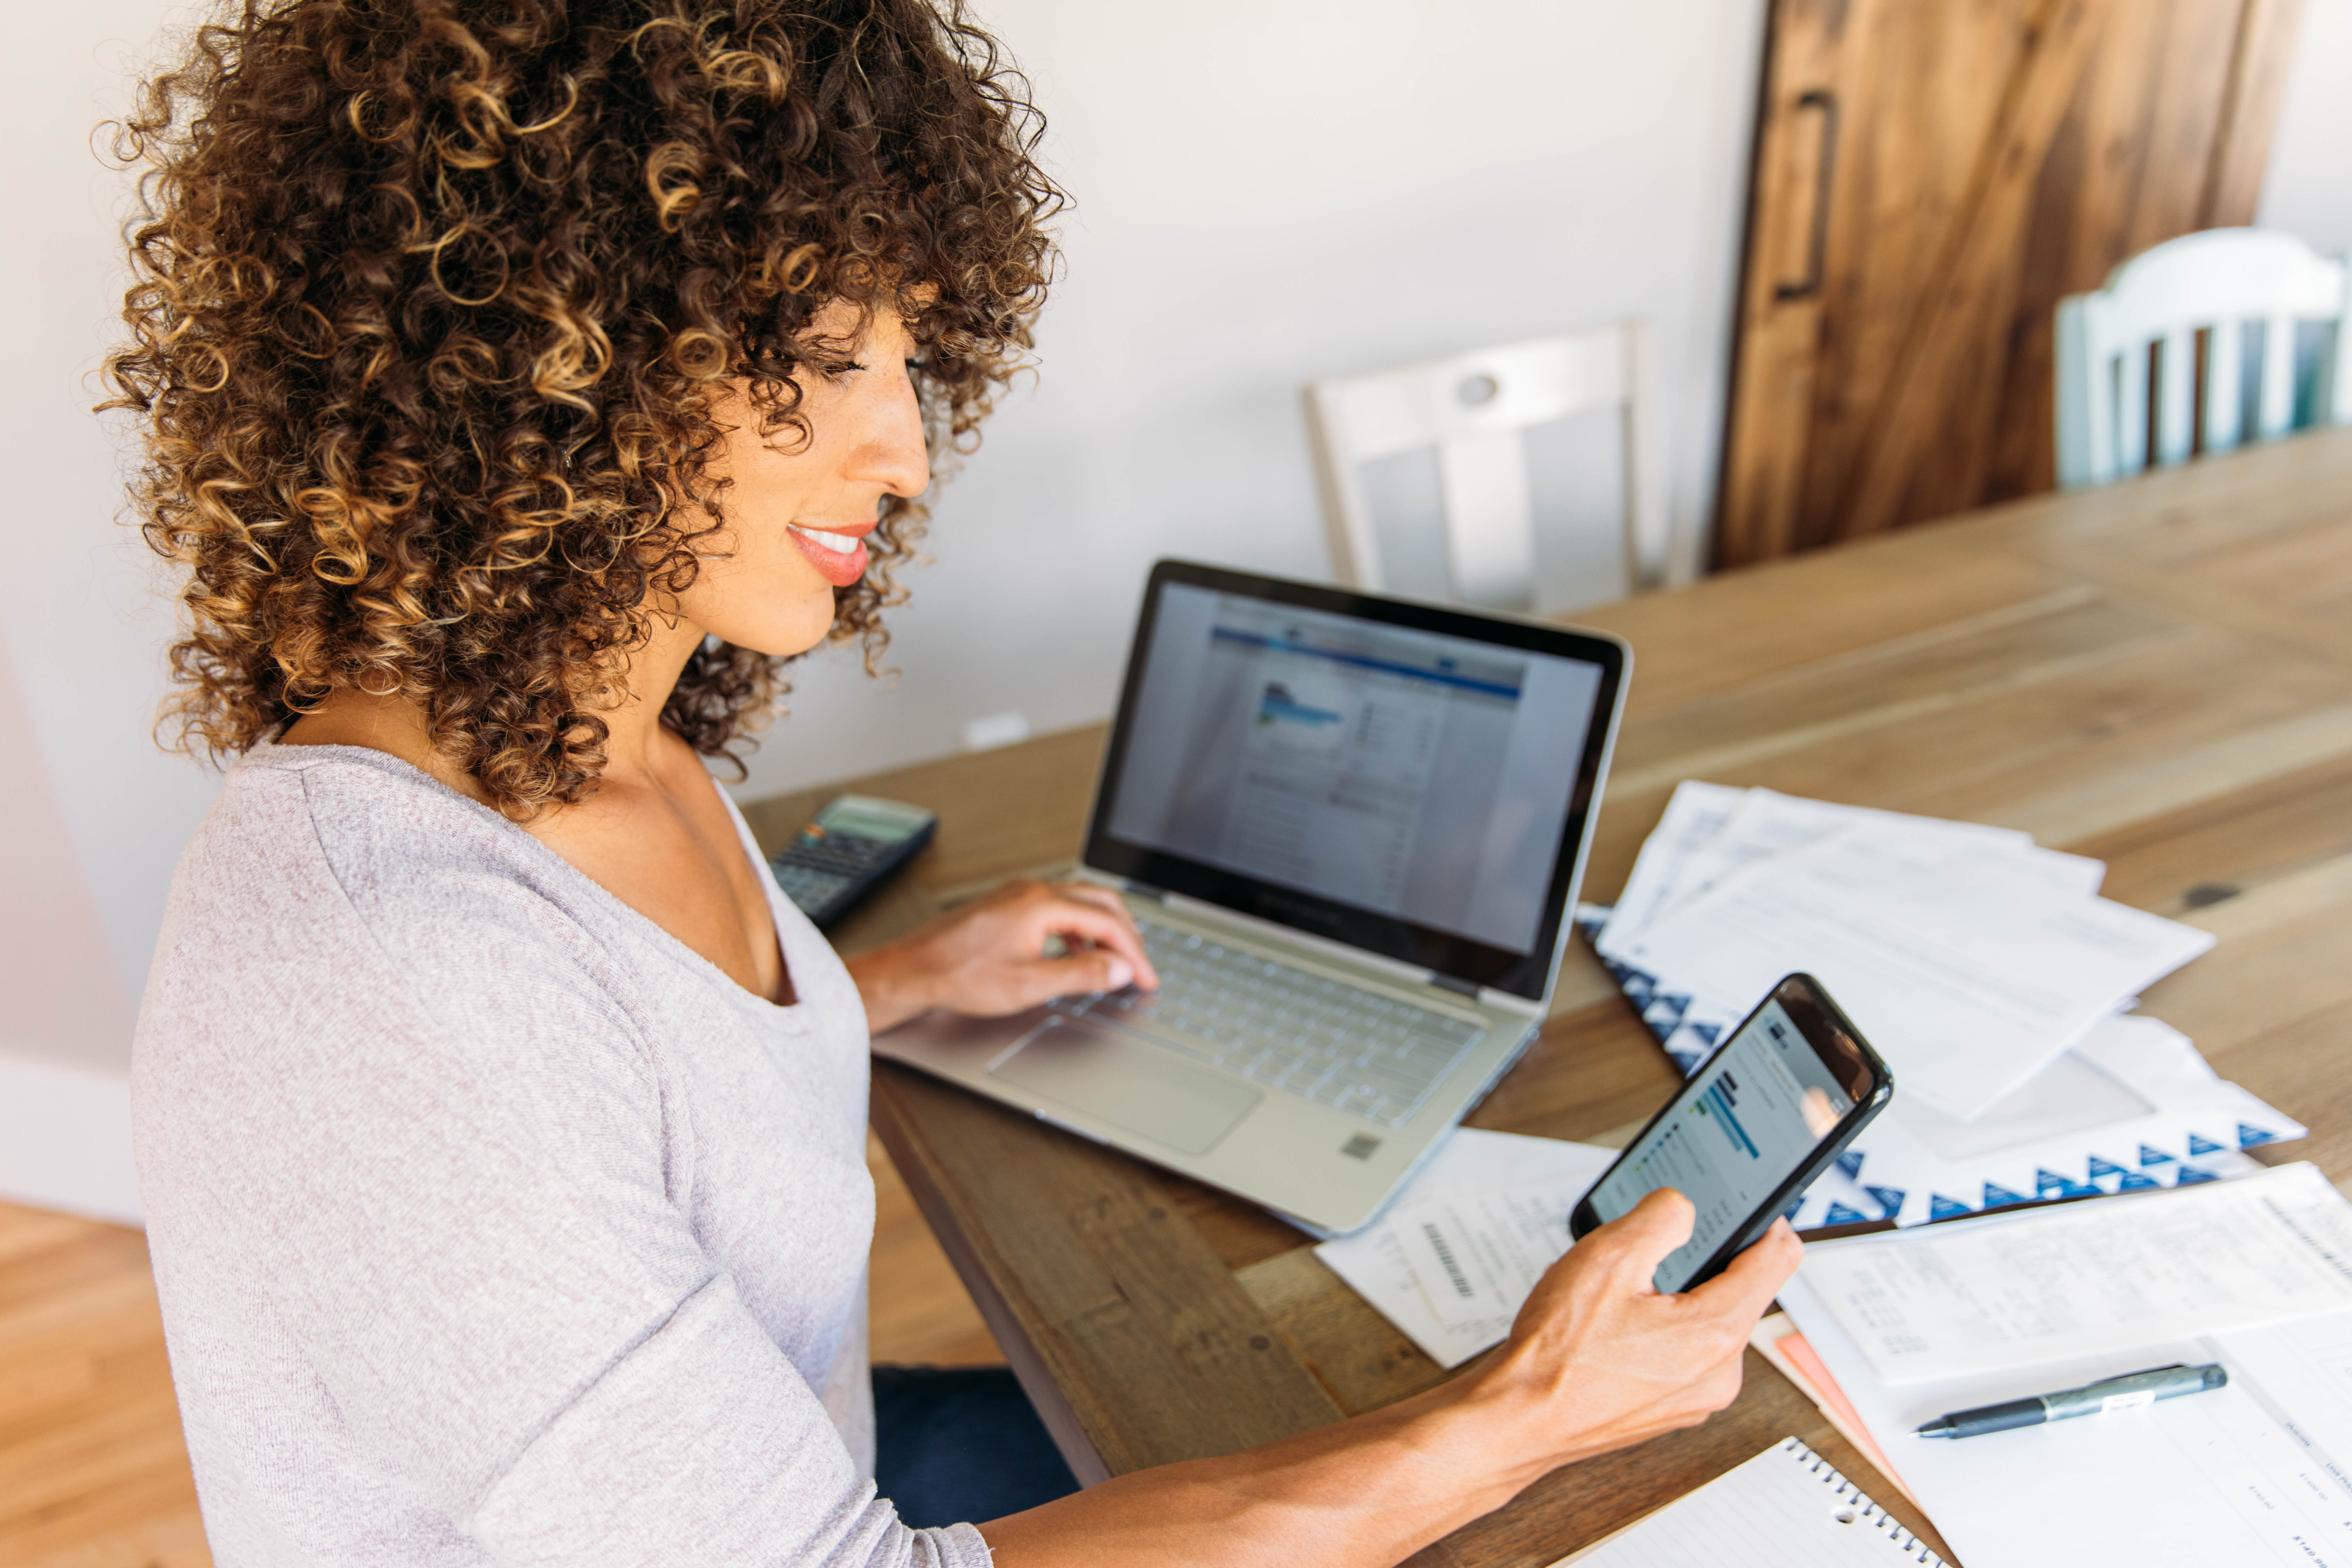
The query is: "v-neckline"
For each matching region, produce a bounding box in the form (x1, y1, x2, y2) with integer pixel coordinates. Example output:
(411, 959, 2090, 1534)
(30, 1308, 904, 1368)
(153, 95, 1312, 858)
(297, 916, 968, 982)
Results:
(257, 740, 805, 1015)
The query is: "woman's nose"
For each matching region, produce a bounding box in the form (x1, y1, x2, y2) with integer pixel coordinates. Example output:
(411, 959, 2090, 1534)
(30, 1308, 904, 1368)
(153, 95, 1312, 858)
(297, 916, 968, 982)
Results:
(848, 370, 931, 499)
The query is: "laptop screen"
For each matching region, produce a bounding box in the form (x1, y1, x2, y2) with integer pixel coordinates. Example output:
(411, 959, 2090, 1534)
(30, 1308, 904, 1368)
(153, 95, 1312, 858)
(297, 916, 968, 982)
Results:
(1085, 561, 1628, 1001)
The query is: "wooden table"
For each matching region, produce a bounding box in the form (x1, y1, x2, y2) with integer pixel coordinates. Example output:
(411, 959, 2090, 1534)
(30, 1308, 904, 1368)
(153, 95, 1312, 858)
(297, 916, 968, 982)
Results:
(742, 428, 2352, 1566)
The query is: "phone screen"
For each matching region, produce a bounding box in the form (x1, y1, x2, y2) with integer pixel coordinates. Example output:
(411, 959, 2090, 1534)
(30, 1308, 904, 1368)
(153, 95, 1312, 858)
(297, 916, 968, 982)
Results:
(1584, 997, 1858, 1292)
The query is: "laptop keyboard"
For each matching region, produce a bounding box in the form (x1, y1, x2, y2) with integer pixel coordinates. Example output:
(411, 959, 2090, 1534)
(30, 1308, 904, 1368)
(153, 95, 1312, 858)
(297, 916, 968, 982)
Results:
(1050, 917, 1486, 1127)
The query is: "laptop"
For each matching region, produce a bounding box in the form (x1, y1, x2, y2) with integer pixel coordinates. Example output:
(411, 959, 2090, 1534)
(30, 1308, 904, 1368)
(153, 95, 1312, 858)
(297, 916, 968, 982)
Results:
(872, 559, 1630, 1233)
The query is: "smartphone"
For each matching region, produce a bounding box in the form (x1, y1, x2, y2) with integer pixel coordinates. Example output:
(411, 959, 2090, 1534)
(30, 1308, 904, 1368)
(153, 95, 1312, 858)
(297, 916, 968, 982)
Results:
(1570, 973, 1892, 1294)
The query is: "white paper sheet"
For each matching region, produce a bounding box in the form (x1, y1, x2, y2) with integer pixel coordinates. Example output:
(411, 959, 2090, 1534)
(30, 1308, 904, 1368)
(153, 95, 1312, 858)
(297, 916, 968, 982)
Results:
(1798, 1162, 2352, 1382)
(1796, 1014, 2305, 1227)
(1649, 789, 2046, 935)
(1315, 1131, 1617, 1368)
(1595, 781, 1748, 961)
(1391, 1178, 1594, 1327)
(1780, 1273, 2352, 1567)
(1556, 1436, 1945, 1567)
(1614, 826, 2215, 1119)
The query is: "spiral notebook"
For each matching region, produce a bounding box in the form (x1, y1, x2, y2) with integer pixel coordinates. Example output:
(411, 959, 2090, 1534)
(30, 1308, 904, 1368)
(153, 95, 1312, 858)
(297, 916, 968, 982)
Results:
(1553, 1437, 1945, 1567)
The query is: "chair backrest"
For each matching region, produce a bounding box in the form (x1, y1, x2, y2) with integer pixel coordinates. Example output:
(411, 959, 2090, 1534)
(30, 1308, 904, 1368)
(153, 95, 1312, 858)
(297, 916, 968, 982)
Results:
(1303, 321, 1675, 611)
(2056, 228, 2352, 489)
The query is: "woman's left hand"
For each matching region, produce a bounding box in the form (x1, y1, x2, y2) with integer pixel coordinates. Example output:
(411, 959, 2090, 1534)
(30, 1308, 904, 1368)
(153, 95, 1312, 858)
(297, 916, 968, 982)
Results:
(844, 880, 1161, 1035)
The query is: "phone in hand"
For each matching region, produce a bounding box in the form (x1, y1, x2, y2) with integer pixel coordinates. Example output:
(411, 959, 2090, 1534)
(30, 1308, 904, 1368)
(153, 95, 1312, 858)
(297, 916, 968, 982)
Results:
(1570, 973, 1892, 1293)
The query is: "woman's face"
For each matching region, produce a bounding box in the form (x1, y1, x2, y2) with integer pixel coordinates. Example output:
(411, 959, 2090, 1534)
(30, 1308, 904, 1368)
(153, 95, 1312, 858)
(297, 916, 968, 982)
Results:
(676, 300, 931, 658)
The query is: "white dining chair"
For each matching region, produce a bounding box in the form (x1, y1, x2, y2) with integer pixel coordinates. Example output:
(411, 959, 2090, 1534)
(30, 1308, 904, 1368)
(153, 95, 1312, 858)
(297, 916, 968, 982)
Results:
(2056, 229, 2352, 489)
(1303, 321, 1677, 611)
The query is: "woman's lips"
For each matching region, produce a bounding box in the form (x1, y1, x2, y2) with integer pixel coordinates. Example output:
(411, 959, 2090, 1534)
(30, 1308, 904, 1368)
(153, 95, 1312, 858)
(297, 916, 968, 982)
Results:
(787, 523, 871, 587)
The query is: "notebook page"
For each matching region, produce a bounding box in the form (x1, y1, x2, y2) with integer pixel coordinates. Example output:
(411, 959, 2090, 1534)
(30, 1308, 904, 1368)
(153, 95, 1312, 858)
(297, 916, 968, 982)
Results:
(1555, 1437, 1944, 1567)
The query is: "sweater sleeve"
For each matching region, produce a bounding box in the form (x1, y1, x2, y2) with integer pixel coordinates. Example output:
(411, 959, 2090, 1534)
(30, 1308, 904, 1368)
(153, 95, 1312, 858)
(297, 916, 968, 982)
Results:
(133, 770, 991, 1568)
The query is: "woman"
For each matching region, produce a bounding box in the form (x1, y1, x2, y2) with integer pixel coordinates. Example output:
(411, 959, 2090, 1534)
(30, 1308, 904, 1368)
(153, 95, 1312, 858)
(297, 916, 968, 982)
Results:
(114, 2, 1801, 1564)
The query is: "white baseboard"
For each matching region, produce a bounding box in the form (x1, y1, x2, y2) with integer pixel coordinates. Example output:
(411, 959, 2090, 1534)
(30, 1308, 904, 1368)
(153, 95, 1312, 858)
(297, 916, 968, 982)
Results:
(0, 1053, 141, 1226)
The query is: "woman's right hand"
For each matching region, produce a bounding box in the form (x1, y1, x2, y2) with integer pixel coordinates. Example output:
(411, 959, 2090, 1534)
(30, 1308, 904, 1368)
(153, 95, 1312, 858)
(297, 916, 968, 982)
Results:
(1468, 1188, 1802, 1471)
(980, 1186, 1799, 1568)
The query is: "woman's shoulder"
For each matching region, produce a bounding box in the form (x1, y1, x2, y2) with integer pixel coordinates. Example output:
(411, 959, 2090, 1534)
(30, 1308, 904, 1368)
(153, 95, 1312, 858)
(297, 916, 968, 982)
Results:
(188, 741, 568, 922)
(139, 743, 668, 1133)
(154, 742, 645, 1036)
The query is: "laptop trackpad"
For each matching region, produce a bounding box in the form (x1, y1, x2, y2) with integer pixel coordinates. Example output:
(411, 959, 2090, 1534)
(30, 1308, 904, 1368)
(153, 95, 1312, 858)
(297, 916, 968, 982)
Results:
(989, 1016, 1261, 1155)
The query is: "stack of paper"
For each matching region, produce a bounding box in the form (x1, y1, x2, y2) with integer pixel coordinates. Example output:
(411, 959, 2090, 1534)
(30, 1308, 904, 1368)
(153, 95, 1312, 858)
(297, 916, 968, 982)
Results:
(1775, 1165, 2352, 1567)
(1581, 784, 2304, 1228)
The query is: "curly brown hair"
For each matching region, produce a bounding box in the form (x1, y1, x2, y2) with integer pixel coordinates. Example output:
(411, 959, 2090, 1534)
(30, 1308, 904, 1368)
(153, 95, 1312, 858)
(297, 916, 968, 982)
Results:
(104, 0, 1062, 814)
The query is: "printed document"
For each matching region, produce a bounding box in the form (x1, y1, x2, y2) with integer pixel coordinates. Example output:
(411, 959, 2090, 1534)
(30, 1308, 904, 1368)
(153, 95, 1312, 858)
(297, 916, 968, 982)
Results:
(1315, 1132, 1616, 1367)
(1799, 1162, 2352, 1382)
(1614, 825, 2214, 1119)
(1782, 1269, 2352, 1566)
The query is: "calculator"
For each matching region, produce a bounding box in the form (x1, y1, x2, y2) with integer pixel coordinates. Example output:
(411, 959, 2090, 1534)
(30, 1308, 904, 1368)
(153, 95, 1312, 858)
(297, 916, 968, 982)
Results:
(766, 794, 938, 930)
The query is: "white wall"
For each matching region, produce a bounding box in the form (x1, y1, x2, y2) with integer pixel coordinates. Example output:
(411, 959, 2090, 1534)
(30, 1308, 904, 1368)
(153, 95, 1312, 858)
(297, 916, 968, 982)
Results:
(1, 0, 2348, 1219)
(728, 0, 1774, 800)
(2259, 0, 2352, 254)
(1, 0, 221, 1055)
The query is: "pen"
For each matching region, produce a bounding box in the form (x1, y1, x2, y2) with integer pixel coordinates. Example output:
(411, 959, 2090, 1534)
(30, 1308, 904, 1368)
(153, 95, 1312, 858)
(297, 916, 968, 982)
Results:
(1914, 1363, 2228, 1439)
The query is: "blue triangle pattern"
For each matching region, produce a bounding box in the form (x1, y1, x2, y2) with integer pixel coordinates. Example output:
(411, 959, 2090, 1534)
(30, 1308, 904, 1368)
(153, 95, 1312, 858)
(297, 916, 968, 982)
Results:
(2088, 1155, 2127, 1180)
(1983, 1181, 2030, 1209)
(2117, 1171, 2162, 1191)
(2140, 1143, 2176, 1167)
(1667, 1046, 1706, 1074)
(1645, 993, 1691, 1027)
(1687, 1021, 1722, 1046)
(1825, 1202, 1869, 1225)
(1930, 1193, 1975, 1221)
(2037, 1169, 2099, 1198)
(1781, 1195, 1807, 1222)
(2188, 1132, 2227, 1157)
(2176, 1165, 2221, 1185)
(2239, 1124, 2278, 1147)
(1865, 1185, 1906, 1219)
(1835, 1150, 1865, 1181)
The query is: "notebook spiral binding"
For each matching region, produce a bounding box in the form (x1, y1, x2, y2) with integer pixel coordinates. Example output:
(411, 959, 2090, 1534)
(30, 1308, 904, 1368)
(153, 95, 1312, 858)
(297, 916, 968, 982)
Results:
(1780, 1437, 1947, 1564)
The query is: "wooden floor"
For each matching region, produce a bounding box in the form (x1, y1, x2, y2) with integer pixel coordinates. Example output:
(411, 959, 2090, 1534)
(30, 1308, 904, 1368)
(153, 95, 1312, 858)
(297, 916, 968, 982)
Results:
(0, 1136, 1001, 1568)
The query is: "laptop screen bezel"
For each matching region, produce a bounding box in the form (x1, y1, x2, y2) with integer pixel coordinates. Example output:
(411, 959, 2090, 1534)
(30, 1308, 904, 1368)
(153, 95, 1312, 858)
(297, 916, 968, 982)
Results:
(1081, 559, 1629, 1002)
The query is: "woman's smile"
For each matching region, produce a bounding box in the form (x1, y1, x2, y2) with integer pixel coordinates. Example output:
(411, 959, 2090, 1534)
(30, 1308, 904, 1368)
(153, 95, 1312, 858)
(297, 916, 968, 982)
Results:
(786, 520, 874, 586)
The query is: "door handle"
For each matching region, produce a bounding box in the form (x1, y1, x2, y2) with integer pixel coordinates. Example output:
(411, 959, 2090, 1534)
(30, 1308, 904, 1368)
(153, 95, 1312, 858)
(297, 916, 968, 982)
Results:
(1774, 89, 1841, 303)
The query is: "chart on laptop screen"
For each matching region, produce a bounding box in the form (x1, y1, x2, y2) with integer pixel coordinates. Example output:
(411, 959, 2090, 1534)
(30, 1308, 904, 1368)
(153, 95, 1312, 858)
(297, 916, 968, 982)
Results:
(1106, 583, 1604, 955)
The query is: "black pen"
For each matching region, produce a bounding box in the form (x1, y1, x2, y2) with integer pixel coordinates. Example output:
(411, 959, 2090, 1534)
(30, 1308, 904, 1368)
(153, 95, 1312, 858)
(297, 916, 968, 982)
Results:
(1915, 1363, 2229, 1439)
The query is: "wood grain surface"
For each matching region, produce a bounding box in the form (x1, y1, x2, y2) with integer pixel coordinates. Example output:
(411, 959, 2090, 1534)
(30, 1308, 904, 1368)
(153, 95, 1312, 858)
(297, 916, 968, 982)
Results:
(781, 428, 2352, 1568)
(1717, 0, 2307, 565)
(12, 430, 2347, 1567)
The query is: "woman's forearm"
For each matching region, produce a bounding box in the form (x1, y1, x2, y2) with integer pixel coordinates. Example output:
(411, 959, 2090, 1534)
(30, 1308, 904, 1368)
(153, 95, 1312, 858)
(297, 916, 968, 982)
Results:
(976, 1371, 1552, 1568)
(974, 1198, 1792, 1567)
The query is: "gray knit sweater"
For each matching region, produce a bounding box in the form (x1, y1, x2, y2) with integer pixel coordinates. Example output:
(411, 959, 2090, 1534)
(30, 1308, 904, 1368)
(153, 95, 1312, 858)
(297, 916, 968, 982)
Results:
(131, 743, 990, 1568)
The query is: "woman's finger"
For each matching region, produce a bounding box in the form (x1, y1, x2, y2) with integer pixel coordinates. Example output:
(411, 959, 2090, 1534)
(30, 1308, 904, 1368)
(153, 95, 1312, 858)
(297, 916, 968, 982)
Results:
(1689, 1217, 1802, 1322)
(1017, 889, 1158, 988)
(1036, 883, 1157, 985)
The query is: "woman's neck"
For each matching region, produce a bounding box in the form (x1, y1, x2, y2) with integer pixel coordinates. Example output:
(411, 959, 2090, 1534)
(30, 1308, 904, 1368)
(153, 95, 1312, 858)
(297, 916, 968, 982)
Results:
(278, 611, 706, 806)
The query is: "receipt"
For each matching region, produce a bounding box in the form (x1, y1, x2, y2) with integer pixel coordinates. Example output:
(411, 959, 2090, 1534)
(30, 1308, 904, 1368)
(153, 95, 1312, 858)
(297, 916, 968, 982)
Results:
(1315, 1134, 1617, 1368)
(1800, 1161, 2352, 1382)
(1390, 1179, 1587, 1328)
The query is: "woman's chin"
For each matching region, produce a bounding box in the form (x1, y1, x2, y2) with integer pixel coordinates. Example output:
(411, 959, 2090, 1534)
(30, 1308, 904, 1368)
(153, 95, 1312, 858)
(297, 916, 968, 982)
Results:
(718, 594, 842, 660)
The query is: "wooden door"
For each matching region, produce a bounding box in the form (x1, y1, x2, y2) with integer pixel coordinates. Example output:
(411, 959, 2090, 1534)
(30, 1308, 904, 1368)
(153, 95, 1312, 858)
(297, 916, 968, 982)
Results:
(1717, 0, 2305, 566)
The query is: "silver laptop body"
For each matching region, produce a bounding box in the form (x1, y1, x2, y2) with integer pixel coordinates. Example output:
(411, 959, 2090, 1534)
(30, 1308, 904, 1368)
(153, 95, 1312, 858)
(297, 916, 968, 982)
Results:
(873, 559, 1630, 1234)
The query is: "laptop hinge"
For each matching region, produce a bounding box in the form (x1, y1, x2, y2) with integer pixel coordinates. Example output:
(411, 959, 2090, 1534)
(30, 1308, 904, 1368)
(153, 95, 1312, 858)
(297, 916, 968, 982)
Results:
(1127, 882, 1169, 903)
(1429, 973, 1481, 999)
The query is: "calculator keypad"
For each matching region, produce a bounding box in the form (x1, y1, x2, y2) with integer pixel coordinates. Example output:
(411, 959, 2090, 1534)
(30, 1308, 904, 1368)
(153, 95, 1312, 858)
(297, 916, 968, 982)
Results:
(770, 827, 900, 919)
